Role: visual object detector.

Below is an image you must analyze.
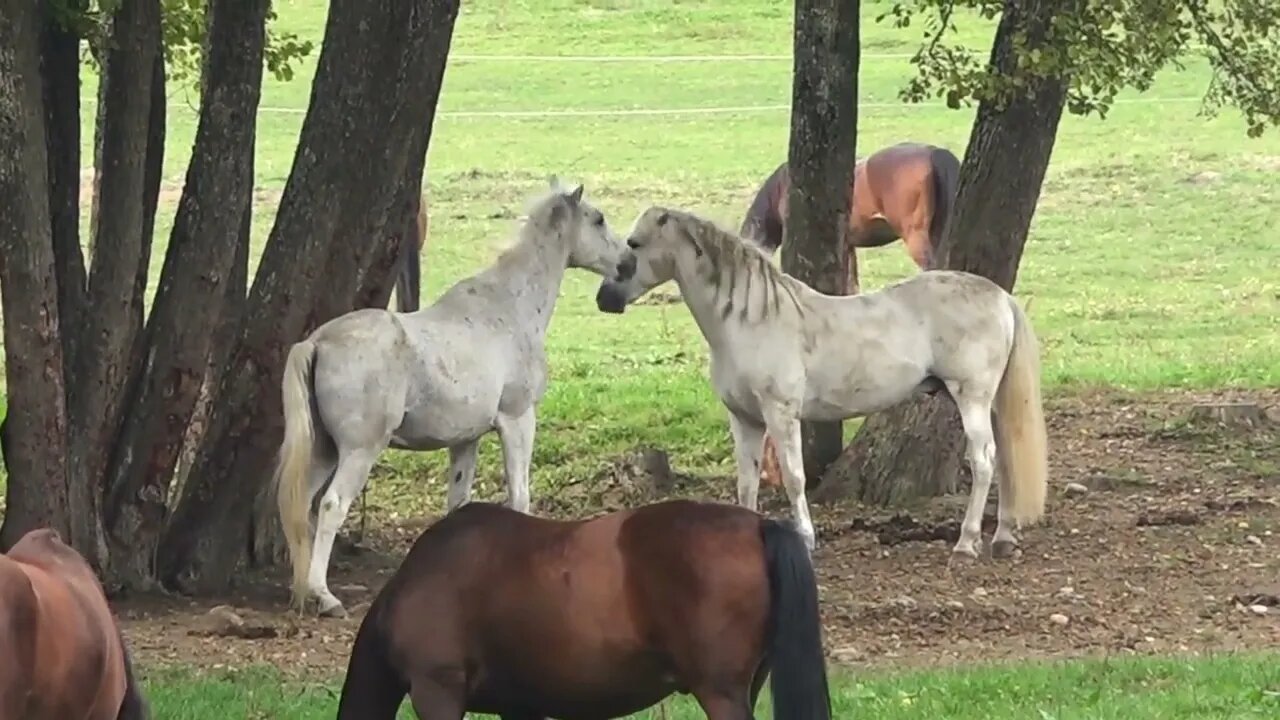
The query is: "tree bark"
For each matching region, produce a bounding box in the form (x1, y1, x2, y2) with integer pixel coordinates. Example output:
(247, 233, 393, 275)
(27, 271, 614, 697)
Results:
(41, 0, 87, 374)
(61, 0, 162, 567)
(818, 0, 1069, 505)
(779, 0, 859, 485)
(159, 0, 461, 593)
(0, 0, 74, 549)
(102, 0, 268, 589)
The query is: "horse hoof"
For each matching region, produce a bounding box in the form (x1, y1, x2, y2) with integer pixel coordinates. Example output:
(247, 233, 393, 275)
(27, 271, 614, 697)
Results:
(991, 539, 1019, 560)
(318, 602, 349, 619)
(947, 546, 980, 571)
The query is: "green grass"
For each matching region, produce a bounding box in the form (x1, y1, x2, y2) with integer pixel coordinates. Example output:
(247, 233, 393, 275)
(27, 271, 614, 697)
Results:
(3, 1, 1280, 501)
(141, 653, 1280, 719)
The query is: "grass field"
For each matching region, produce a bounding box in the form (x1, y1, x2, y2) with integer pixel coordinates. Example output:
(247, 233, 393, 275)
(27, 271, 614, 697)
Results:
(2, 0, 1280, 715)
(142, 653, 1280, 718)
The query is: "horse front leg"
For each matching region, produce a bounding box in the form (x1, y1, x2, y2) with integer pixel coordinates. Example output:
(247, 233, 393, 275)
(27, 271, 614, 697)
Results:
(728, 412, 767, 511)
(760, 405, 816, 552)
(496, 407, 535, 513)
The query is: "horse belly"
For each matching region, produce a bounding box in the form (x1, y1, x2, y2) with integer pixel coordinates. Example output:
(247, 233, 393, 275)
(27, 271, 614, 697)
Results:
(471, 652, 677, 720)
(803, 355, 928, 420)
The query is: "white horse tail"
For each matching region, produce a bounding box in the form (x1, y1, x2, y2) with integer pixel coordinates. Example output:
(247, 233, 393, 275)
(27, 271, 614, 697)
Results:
(994, 296, 1049, 525)
(275, 338, 320, 609)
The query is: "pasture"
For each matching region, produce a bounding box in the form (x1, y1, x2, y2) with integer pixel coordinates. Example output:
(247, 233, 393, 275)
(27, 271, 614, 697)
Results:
(1, 0, 1279, 716)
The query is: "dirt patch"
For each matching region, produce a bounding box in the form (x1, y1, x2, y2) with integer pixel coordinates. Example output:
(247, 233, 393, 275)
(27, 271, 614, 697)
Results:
(116, 389, 1280, 679)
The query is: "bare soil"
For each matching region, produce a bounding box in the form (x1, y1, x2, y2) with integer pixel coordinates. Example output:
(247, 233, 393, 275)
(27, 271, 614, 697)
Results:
(115, 389, 1280, 679)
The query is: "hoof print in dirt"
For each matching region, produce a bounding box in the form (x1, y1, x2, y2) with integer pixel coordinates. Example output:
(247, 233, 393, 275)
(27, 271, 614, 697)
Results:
(191, 605, 291, 640)
(1136, 510, 1202, 527)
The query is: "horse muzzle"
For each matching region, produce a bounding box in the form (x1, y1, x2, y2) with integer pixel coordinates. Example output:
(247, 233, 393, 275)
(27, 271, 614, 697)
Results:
(596, 281, 629, 314)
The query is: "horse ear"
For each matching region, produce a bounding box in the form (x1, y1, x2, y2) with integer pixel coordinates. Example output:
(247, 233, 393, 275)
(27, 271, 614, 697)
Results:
(548, 174, 561, 189)
(565, 184, 584, 205)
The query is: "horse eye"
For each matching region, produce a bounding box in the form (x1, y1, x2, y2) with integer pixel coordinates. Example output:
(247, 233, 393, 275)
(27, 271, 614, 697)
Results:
(594, 214, 605, 227)
(627, 238, 640, 249)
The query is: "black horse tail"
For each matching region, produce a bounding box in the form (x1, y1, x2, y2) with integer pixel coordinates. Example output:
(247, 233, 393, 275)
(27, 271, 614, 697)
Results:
(927, 146, 961, 266)
(336, 600, 406, 720)
(761, 518, 831, 720)
(115, 628, 150, 720)
(394, 201, 425, 313)
(740, 161, 789, 254)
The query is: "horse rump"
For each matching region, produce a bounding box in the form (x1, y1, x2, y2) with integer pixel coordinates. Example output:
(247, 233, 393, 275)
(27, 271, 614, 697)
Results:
(761, 518, 831, 720)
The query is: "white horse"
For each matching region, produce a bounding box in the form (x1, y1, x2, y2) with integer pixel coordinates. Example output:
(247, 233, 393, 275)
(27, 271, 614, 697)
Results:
(275, 179, 628, 617)
(594, 206, 1048, 558)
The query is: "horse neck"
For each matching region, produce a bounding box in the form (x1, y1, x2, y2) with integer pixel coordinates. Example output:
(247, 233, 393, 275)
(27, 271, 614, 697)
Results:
(489, 227, 572, 336)
(672, 266, 734, 348)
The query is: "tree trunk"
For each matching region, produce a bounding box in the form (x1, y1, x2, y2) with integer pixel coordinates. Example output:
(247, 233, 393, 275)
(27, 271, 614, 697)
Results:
(42, 0, 87, 375)
(817, 0, 1069, 505)
(102, 0, 269, 589)
(0, 0, 74, 549)
(159, 0, 461, 593)
(59, 0, 162, 567)
(779, 0, 860, 485)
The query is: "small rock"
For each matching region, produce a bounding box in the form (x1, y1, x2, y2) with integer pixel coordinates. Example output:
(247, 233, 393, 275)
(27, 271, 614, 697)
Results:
(1245, 535, 1263, 546)
(1049, 613, 1070, 626)
(888, 595, 918, 611)
(971, 587, 989, 598)
(1063, 482, 1089, 496)
(831, 646, 863, 663)
(1248, 604, 1270, 616)
(944, 600, 965, 611)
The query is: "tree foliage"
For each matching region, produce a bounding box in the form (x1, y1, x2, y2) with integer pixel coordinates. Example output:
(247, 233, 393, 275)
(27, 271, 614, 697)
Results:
(881, 0, 1280, 136)
(51, 0, 314, 88)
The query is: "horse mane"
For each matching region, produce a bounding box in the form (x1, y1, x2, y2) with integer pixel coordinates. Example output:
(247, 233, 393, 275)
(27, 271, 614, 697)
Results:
(666, 208, 804, 323)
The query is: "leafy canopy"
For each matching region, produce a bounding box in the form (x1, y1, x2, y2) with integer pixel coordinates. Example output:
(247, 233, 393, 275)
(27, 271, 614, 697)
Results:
(48, 0, 314, 89)
(881, 0, 1280, 137)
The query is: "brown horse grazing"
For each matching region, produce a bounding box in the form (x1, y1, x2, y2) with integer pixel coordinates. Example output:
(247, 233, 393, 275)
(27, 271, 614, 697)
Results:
(335, 500, 831, 720)
(0, 528, 149, 720)
(739, 141, 961, 292)
(392, 199, 430, 313)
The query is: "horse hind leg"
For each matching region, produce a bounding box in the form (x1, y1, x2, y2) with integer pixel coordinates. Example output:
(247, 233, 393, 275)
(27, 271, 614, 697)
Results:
(946, 385, 998, 565)
(310, 447, 381, 618)
(445, 439, 480, 512)
(991, 435, 1020, 559)
(495, 407, 536, 513)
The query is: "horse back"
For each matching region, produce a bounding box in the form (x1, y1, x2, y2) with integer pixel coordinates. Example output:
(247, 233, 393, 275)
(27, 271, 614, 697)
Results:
(616, 502, 771, 642)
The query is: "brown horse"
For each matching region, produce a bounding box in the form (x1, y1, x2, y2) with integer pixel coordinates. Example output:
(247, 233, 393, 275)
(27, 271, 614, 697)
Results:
(335, 500, 830, 720)
(392, 198, 430, 313)
(0, 528, 148, 720)
(739, 141, 960, 292)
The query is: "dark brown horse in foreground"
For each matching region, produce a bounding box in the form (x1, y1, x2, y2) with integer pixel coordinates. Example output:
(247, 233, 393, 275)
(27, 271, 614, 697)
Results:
(335, 500, 830, 720)
(0, 528, 148, 720)
(740, 141, 960, 292)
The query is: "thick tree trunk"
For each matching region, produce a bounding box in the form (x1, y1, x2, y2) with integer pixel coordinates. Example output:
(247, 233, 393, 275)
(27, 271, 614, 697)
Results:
(159, 0, 461, 593)
(62, 0, 162, 567)
(41, 2, 87, 373)
(0, 0, 74, 549)
(103, 0, 269, 589)
(779, 0, 859, 485)
(817, 0, 1069, 505)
